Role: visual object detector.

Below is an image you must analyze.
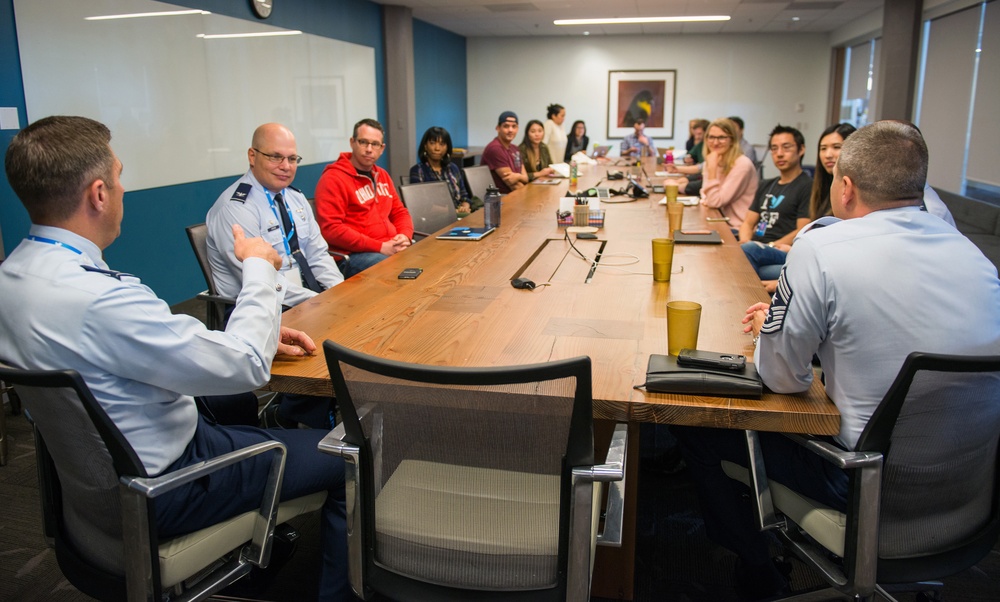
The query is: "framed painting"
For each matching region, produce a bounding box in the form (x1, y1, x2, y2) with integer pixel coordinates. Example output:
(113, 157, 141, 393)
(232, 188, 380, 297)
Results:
(607, 70, 676, 140)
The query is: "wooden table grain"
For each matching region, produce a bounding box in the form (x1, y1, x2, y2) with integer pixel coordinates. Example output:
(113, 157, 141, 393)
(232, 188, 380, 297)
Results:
(268, 161, 839, 599)
(269, 162, 838, 436)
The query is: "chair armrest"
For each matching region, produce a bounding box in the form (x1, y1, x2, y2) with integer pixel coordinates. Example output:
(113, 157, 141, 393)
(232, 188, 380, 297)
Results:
(783, 433, 883, 469)
(120, 440, 285, 498)
(119, 440, 288, 574)
(742, 430, 883, 596)
(316, 403, 372, 597)
(572, 422, 628, 547)
(196, 290, 236, 307)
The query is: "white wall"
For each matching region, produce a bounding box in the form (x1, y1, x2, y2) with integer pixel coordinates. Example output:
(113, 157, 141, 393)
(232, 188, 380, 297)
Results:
(467, 33, 831, 178)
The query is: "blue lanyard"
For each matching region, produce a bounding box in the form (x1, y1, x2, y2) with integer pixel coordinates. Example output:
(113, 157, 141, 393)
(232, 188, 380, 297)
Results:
(26, 235, 83, 255)
(27, 234, 134, 280)
(264, 189, 294, 258)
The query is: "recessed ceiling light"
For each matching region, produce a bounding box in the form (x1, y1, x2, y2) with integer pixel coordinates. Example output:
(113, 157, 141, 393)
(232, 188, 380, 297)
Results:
(792, 16, 801, 21)
(85, 9, 210, 20)
(583, 31, 590, 36)
(555, 16, 730, 26)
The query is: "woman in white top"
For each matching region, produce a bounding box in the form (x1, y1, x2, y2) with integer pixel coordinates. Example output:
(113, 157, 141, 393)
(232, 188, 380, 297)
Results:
(542, 104, 567, 164)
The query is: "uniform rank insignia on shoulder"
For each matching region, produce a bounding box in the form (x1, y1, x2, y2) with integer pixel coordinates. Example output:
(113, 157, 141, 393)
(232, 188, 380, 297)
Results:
(288, 185, 303, 194)
(761, 267, 792, 334)
(81, 264, 139, 283)
(230, 183, 253, 203)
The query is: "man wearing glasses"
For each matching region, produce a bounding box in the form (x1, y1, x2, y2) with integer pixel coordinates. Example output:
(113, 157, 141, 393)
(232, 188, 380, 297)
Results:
(208, 122, 344, 308)
(314, 118, 414, 278)
(207, 123, 344, 429)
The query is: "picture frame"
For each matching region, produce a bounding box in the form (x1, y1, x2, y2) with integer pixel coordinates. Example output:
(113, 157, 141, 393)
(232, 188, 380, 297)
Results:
(607, 70, 676, 140)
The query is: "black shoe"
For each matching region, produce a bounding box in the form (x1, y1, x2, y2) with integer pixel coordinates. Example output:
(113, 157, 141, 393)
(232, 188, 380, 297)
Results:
(259, 402, 299, 429)
(734, 558, 790, 601)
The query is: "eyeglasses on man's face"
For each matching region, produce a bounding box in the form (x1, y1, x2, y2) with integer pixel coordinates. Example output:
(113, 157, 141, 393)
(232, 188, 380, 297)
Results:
(354, 139, 384, 149)
(253, 148, 303, 165)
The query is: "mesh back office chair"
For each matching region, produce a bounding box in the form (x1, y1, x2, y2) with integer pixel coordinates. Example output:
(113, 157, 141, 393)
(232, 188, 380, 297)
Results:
(725, 352, 1000, 602)
(318, 340, 627, 601)
(399, 181, 458, 239)
(185, 223, 235, 330)
(0, 359, 326, 602)
(463, 165, 494, 202)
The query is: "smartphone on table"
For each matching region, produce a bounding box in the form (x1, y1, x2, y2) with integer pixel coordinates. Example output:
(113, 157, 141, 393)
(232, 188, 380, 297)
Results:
(677, 349, 746, 371)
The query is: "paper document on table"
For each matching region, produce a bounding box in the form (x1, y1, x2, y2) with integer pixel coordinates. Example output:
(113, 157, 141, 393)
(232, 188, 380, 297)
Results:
(550, 163, 570, 178)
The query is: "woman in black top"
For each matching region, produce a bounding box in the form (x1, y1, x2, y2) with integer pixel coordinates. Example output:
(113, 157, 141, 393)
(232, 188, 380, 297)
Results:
(564, 120, 589, 162)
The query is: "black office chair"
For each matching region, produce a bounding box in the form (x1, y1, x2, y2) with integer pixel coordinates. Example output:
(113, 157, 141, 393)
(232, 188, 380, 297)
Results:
(0, 378, 19, 466)
(724, 352, 1000, 602)
(463, 165, 494, 202)
(185, 223, 235, 330)
(318, 340, 627, 601)
(399, 174, 411, 187)
(0, 359, 326, 602)
(399, 181, 458, 240)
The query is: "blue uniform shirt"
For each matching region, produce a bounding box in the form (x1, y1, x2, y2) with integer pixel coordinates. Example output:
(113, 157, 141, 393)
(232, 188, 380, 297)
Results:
(207, 170, 344, 307)
(756, 207, 1000, 449)
(0, 225, 286, 475)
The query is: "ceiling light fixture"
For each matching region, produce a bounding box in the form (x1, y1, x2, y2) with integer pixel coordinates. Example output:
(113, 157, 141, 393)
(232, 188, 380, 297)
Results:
(85, 9, 210, 21)
(555, 16, 730, 26)
(197, 30, 303, 39)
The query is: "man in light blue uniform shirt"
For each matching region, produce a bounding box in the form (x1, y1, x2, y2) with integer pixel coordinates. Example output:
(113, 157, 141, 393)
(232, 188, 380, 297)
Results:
(0, 116, 350, 600)
(207, 122, 344, 308)
(672, 121, 1000, 600)
(208, 123, 343, 429)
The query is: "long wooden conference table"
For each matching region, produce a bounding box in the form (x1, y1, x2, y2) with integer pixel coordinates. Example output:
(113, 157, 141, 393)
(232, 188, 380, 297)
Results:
(267, 161, 839, 599)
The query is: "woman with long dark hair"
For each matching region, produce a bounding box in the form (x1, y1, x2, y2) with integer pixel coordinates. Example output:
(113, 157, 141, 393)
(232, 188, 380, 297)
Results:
(809, 122, 857, 219)
(518, 119, 557, 182)
(409, 126, 475, 213)
(564, 120, 589, 161)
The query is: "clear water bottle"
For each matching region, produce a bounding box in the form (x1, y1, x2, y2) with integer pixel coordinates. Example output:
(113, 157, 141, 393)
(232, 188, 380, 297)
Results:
(484, 185, 501, 229)
(570, 159, 579, 186)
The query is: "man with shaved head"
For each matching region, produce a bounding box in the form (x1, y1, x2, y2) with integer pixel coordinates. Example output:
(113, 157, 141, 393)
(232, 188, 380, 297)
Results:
(208, 123, 343, 429)
(208, 123, 343, 308)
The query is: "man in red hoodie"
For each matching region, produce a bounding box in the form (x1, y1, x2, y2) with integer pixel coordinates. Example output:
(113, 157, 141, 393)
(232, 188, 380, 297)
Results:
(315, 118, 414, 277)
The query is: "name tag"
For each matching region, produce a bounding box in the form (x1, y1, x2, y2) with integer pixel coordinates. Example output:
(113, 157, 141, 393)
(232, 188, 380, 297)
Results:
(267, 225, 281, 233)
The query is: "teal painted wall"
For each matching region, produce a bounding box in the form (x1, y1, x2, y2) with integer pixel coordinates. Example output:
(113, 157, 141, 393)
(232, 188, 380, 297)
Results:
(413, 19, 468, 148)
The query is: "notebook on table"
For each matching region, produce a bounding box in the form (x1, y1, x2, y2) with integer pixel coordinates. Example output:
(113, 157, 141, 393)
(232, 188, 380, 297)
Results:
(436, 227, 496, 241)
(672, 229, 722, 244)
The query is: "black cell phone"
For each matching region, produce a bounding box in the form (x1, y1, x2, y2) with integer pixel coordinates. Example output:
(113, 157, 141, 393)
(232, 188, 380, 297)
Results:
(676, 349, 747, 371)
(397, 268, 423, 279)
(576, 232, 598, 240)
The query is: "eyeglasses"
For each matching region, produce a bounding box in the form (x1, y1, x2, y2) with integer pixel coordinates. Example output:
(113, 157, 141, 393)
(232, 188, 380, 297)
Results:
(770, 144, 798, 153)
(253, 149, 303, 165)
(706, 135, 731, 143)
(355, 139, 385, 149)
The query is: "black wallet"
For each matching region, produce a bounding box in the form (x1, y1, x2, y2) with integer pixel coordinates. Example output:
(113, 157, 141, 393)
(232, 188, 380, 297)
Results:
(640, 353, 763, 398)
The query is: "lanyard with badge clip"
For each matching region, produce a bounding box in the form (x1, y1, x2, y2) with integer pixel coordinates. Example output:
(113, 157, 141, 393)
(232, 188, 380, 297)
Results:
(264, 188, 294, 258)
(27, 235, 137, 280)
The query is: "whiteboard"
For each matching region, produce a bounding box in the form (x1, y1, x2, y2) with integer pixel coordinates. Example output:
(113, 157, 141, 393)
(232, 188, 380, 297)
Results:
(14, 0, 377, 191)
